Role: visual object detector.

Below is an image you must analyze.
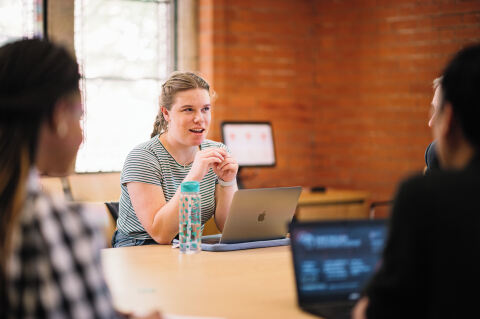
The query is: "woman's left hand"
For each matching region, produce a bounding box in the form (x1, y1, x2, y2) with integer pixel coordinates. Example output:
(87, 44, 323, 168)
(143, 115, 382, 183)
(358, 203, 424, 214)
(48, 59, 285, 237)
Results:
(213, 153, 238, 183)
(351, 297, 369, 319)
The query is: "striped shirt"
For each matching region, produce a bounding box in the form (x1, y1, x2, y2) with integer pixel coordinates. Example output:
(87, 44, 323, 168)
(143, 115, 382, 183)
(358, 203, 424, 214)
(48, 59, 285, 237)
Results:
(117, 135, 225, 239)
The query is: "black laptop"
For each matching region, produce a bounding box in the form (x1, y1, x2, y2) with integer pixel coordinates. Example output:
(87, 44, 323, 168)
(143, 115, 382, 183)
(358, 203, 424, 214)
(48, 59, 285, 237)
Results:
(289, 219, 387, 319)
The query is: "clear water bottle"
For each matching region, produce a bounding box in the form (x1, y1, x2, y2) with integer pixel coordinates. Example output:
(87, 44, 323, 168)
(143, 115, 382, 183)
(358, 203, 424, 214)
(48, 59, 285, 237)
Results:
(179, 181, 202, 254)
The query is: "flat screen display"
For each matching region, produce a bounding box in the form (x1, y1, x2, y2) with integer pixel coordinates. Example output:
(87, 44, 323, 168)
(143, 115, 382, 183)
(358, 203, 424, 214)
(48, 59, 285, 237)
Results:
(290, 220, 387, 302)
(221, 122, 276, 167)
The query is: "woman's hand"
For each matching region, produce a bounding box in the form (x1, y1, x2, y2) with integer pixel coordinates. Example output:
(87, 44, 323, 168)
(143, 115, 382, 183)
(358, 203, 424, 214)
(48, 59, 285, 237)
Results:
(186, 148, 227, 182)
(212, 153, 238, 183)
(351, 297, 369, 319)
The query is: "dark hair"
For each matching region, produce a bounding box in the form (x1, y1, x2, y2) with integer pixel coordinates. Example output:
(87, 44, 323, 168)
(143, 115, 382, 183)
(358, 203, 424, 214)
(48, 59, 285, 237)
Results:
(442, 43, 480, 148)
(151, 71, 212, 138)
(424, 141, 440, 175)
(0, 39, 80, 270)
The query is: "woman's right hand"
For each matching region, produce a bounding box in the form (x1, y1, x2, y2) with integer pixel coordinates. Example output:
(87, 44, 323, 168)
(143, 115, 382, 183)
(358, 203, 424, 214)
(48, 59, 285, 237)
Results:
(186, 148, 227, 182)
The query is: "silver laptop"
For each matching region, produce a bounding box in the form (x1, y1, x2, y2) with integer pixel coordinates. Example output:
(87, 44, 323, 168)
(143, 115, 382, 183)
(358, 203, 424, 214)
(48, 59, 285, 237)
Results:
(203, 186, 302, 244)
(290, 219, 387, 319)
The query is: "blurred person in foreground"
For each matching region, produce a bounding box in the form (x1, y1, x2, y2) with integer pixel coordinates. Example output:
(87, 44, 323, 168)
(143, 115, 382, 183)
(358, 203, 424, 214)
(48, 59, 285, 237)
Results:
(0, 39, 160, 319)
(353, 43, 480, 318)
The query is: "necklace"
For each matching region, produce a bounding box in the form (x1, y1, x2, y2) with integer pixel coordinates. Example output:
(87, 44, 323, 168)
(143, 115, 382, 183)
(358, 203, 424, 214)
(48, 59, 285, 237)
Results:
(160, 134, 198, 170)
(179, 147, 199, 169)
(182, 161, 192, 170)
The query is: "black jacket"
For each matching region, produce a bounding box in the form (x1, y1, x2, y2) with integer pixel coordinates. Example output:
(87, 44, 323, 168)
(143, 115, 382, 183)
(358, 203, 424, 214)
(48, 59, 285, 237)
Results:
(365, 154, 480, 318)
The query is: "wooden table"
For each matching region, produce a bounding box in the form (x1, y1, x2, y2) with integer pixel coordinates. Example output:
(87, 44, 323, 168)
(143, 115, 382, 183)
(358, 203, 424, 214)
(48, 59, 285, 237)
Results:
(102, 245, 318, 319)
(296, 189, 370, 221)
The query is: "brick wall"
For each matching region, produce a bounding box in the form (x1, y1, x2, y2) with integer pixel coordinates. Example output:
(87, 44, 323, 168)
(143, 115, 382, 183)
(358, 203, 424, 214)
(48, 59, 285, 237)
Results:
(199, 0, 480, 217)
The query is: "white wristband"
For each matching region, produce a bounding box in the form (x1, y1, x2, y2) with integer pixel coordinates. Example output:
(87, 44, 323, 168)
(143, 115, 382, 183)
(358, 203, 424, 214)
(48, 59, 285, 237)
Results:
(218, 178, 235, 187)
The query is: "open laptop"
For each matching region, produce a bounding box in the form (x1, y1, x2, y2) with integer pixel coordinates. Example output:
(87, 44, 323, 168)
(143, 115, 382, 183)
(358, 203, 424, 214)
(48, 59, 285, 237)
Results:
(290, 219, 387, 319)
(202, 186, 302, 245)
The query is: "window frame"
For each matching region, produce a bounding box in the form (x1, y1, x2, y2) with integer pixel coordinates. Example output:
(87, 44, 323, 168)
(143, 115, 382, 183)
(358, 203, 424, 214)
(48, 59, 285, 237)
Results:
(73, 0, 176, 173)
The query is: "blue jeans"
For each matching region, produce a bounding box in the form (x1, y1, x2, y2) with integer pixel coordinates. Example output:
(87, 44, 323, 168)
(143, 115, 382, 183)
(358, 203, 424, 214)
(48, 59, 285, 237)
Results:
(111, 229, 158, 248)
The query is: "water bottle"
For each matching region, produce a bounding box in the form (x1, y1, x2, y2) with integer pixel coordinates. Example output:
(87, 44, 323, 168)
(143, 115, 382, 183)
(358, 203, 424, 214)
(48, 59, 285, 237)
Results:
(179, 181, 202, 254)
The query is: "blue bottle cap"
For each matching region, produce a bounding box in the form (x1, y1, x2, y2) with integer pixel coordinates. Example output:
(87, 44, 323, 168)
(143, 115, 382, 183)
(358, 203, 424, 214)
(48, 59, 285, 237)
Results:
(181, 181, 200, 193)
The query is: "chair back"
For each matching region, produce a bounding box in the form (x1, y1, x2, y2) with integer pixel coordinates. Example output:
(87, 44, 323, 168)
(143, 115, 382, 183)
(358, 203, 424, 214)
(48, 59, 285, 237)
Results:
(369, 200, 393, 219)
(105, 201, 119, 222)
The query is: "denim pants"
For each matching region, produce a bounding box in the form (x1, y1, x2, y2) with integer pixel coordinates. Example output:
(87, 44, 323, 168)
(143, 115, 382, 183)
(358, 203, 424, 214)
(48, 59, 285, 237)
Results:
(111, 229, 158, 248)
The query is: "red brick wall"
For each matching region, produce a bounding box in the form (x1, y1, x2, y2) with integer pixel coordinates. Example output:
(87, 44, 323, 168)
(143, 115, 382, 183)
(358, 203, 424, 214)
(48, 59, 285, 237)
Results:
(199, 0, 480, 216)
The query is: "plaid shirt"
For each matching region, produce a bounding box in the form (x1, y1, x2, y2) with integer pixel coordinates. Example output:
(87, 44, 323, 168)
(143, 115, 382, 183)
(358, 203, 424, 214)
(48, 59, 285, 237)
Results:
(3, 170, 120, 318)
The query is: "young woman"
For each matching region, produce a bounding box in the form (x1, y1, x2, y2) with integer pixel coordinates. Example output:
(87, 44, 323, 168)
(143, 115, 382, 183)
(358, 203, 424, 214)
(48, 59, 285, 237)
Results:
(113, 72, 238, 247)
(0, 39, 159, 318)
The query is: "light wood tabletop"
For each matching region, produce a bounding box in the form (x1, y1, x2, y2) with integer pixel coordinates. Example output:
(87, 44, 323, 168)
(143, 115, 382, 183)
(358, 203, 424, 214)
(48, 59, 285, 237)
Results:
(101, 245, 318, 319)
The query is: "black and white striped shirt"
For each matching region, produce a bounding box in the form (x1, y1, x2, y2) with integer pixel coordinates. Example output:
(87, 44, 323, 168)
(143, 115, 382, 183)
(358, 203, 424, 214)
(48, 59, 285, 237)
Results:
(117, 135, 225, 239)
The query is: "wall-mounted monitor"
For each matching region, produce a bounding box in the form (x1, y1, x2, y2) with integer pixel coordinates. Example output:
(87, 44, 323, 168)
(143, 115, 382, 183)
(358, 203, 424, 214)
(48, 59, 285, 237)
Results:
(221, 121, 276, 167)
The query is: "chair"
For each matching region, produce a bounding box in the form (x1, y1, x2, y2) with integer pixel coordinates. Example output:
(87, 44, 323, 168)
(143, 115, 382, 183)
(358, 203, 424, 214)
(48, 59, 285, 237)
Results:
(369, 200, 393, 219)
(77, 202, 116, 248)
(105, 201, 119, 222)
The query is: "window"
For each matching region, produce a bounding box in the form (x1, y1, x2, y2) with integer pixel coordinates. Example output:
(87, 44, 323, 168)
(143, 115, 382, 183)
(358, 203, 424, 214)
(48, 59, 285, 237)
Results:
(0, 0, 44, 46)
(74, 0, 174, 172)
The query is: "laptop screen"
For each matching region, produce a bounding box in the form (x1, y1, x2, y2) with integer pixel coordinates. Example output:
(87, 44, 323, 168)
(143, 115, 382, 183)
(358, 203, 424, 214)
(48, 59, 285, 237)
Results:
(290, 219, 387, 304)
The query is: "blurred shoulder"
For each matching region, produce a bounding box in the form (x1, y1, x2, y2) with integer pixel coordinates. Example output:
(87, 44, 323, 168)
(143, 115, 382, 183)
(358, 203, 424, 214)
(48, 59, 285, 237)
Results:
(393, 165, 480, 213)
(395, 170, 452, 202)
(394, 173, 429, 205)
(21, 186, 104, 249)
